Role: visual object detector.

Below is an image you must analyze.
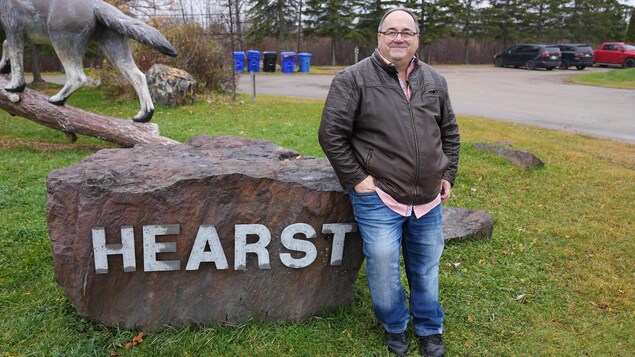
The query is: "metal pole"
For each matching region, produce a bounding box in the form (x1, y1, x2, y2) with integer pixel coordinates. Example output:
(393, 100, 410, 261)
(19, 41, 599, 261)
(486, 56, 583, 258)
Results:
(251, 72, 256, 101)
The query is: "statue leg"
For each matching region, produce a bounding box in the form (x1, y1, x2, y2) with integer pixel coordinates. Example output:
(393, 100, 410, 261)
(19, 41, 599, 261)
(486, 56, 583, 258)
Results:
(48, 33, 89, 105)
(0, 40, 11, 74)
(97, 30, 154, 123)
(4, 35, 26, 92)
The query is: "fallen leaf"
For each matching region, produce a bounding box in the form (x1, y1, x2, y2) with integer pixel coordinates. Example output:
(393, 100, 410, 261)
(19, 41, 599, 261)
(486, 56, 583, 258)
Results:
(467, 315, 475, 323)
(124, 331, 145, 350)
(132, 331, 145, 344)
(591, 301, 610, 310)
(109, 350, 119, 357)
(514, 294, 526, 301)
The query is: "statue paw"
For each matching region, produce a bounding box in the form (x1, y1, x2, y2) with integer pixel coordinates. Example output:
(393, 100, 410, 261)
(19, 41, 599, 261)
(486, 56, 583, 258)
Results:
(5, 83, 25, 93)
(49, 96, 67, 105)
(133, 109, 154, 123)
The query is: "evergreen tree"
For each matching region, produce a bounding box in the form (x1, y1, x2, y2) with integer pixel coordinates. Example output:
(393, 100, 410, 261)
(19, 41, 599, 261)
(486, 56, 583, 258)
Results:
(454, 0, 485, 64)
(480, 0, 525, 48)
(523, 0, 566, 43)
(625, 7, 635, 42)
(402, 0, 458, 62)
(564, 0, 628, 43)
(350, 0, 387, 48)
(246, 0, 298, 47)
(303, 0, 354, 65)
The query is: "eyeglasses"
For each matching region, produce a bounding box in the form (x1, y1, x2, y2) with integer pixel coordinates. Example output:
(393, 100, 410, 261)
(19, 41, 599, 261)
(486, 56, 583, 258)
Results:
(379, 30, 418, 40)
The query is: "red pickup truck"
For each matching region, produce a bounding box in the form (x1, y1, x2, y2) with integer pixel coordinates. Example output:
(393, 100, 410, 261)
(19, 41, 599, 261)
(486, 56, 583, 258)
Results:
(593, 42, 635, 68)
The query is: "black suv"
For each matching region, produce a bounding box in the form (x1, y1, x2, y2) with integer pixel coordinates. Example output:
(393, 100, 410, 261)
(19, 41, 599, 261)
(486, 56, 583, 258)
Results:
(556, 44, 594, 70)
(494, 44, 561, 70)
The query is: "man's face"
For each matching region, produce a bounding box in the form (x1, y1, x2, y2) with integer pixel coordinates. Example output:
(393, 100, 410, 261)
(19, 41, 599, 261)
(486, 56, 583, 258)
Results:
(377, 11, 419, 65)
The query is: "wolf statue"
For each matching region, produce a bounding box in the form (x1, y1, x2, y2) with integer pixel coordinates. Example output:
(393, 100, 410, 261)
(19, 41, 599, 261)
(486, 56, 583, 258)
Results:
(0, 0, 177, 122)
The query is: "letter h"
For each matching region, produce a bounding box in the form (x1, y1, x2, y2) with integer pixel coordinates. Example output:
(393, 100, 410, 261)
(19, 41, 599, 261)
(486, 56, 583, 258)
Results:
(92, 227, 136, 274)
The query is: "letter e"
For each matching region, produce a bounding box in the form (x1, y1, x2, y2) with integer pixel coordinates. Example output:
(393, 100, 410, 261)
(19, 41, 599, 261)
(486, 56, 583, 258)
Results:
(143, 224, 180, 272)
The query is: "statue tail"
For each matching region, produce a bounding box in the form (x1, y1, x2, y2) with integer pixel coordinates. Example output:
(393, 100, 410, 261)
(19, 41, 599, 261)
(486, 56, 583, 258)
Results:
(94, 2, 177, 57)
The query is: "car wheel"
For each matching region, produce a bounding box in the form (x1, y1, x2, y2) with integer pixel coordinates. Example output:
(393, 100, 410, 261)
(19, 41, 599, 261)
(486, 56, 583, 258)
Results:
(495, 58, 503, 67)
(526, 60, 536, 70)
(575, 65, 586, 70)
(624, 58, 635, 68)
(560, 60, 569, 70)
(546, 67, 554, 71)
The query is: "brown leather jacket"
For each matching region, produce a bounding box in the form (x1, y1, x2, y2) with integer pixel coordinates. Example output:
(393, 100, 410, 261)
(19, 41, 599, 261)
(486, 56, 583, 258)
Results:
(319, 51, 460, 205)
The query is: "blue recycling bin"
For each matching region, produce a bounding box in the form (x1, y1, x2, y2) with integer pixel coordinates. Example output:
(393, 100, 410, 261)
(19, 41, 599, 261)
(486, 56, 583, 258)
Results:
(246, 50, 261, 72)
(233, 51, 245, 72)
(298, 53, 312, 72)
(281, 52, 296, 73)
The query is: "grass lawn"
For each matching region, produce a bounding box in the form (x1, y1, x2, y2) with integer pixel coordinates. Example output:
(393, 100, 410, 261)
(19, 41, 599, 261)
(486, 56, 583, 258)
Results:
(568, 67, 635, 89)
(0, 85, 634, 356)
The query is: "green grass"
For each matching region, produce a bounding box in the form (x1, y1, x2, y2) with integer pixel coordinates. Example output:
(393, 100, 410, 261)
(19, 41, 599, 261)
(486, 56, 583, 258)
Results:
(1, 85, 634, 356)
(568, 67, 635, 89)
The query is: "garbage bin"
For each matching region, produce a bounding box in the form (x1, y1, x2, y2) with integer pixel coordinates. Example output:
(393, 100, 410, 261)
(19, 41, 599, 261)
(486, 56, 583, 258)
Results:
(246, 50, 261, 72)
(281, 52, 296, 73)
(263, 52, 277, 72)
(233, 51, 245, 72)
(298, 53, 312, 72)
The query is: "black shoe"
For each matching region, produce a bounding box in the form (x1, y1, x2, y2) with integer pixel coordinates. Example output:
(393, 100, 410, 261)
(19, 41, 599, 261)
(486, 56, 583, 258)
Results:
(384, 331, 409, 356)
(418, 334, 445, 357)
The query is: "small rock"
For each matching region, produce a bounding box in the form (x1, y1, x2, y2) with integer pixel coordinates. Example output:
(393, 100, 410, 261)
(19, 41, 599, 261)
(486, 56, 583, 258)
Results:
(146, 64, 196, 107)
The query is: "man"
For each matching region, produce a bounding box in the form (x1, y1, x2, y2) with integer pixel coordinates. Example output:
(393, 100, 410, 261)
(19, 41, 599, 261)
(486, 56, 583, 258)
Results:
(318, 8, 460, 357)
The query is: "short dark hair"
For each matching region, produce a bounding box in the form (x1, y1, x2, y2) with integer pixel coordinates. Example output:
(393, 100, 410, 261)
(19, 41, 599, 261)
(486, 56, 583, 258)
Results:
(377, 8, 420, 33)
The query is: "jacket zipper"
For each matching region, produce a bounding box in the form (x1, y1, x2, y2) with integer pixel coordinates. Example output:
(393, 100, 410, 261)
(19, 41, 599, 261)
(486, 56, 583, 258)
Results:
(409, 100, 419, 205)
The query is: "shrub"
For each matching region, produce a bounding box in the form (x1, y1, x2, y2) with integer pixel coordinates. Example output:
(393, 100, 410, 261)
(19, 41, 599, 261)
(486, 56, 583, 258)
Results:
(92, 22, 233, 101)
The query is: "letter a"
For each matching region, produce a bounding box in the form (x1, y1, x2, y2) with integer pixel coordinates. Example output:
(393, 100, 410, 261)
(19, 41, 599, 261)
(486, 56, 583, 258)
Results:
(186, 225, 229, 270)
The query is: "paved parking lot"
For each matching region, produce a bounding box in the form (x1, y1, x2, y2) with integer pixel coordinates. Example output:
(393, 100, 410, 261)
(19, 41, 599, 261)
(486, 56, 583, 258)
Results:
(237, 66, 635, 143)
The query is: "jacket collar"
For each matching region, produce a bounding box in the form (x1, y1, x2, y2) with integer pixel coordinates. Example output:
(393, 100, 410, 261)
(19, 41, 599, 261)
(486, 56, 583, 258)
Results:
(371, 49, 420, 75)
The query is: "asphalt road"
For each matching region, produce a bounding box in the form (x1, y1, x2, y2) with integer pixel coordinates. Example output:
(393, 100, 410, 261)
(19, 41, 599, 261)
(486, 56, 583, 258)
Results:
(237, 66, 635, 143)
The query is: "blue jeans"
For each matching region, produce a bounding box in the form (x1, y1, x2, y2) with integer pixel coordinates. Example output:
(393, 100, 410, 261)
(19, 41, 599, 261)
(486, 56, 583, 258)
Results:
(349, 190, 445, 336)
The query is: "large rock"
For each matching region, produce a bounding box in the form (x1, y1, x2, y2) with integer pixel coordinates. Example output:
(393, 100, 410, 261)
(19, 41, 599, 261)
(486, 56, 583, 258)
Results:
(474, 142, 544, 169)
(46, 136, 364, 330)
(46, 135, 494, 330)
(146, 64, 196, 106)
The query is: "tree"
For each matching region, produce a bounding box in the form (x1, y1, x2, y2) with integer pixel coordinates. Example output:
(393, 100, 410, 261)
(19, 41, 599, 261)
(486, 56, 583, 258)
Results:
(454, 0, 484, 64)
(626, 7, 635, 42)
(247, 0, 298, 49)
(28, 44, 45, 83)
(350, 0, 388, 48)
(564, 0, 629, 43)
(522, 0, 566, 43)
(304, 0, 354, 65)
(402, 0, 459, 62)
(480, 0, 525, 48)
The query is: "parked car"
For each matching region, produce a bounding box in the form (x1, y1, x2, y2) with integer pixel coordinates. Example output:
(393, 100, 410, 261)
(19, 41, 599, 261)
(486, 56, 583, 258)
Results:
(556, 44, 594, 70)
(593, 42, 635, 68)
(494, 44, 561, 70)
